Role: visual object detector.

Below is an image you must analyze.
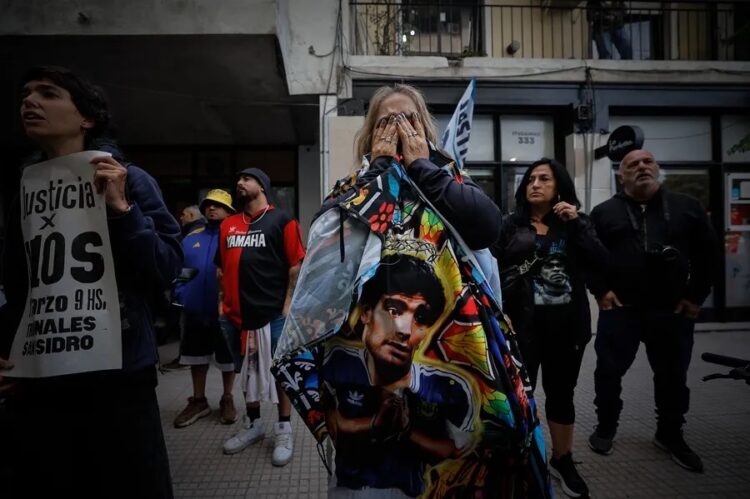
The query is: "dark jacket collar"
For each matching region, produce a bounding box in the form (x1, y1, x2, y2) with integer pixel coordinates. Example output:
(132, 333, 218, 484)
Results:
(614, 186, 665, 207)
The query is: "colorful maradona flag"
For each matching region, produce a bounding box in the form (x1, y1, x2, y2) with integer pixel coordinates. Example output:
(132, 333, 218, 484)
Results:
(272, 152, 551, 498)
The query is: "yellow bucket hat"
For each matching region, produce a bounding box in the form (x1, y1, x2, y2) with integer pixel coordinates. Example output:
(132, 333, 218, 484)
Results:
(200, 189, 235, 214)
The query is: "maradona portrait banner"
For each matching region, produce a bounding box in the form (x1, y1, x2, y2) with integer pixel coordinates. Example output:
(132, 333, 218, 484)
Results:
(273, 156, 551, 498)
(9, 151, 122, 378)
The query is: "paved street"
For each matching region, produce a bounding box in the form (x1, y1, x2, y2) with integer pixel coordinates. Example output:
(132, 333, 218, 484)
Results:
(157, 329, 750, 499)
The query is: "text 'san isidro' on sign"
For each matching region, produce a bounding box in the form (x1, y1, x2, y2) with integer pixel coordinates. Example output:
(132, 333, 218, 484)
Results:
(9, 151, 122, 378)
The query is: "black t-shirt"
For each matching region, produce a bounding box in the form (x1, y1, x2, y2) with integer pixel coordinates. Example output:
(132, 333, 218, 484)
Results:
(532, 233, 573, 306)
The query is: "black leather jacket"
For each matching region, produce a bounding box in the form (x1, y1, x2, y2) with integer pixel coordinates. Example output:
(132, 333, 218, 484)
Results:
(492, 212, 608, 346)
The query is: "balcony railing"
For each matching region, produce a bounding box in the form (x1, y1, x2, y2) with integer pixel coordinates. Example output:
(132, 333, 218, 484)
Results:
(350, 1, 749, 61)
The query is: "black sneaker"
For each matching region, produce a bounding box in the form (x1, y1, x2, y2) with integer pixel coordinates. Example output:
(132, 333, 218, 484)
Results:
(549, 453, 589, 498)
(588, 425, 615, 455)
(654, 430, 704, 473)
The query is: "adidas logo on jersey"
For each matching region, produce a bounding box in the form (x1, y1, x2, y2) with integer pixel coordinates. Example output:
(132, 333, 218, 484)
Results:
(347, 390, 364, 407)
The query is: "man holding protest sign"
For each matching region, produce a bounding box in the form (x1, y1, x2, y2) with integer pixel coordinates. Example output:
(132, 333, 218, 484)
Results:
(0, 66, 181, 498)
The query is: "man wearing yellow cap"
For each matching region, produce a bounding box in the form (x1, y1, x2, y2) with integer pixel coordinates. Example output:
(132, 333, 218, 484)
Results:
(173, 189, 238, 428)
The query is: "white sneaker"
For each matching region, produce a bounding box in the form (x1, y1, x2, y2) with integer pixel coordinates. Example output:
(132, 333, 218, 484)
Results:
(223, 415, 264, 455)
(272, 421, 293, 466)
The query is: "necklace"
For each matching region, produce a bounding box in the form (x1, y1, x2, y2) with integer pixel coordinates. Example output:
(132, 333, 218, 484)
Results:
(242, 205, 270, 225)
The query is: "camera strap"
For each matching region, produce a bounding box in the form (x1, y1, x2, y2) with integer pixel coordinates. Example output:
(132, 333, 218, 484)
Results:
(623, 192, 672, 240)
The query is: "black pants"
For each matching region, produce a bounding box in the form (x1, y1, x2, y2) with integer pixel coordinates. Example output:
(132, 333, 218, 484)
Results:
(6, 367, 174, 499)
(521, 308, 586, 425)
(593, 307, 694, 433)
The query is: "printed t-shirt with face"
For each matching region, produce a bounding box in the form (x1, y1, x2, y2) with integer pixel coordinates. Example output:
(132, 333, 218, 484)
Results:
(532, 232, 573, 306)
(215, 205, 305, 329)
(320, 343, 474, 496)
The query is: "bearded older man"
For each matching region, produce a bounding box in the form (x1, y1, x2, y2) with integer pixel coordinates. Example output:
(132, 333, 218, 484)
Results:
(586, 149, 718, 473)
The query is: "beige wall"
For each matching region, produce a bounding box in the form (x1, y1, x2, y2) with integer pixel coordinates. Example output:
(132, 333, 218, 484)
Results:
(328, 116, 365, 191)
(488, 0, 590, 59)
(671, 2, 713, 60)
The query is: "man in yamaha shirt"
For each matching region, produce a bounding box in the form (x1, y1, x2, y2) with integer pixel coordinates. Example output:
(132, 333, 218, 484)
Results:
(587, 149, 718, 473)
(216, 167, 305, 466)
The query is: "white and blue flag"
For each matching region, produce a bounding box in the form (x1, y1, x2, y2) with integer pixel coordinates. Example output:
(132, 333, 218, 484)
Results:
(440, 79, 476, 168)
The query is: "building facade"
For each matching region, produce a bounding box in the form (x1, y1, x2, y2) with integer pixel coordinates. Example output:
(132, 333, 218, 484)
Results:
(2, 0, 749, 321)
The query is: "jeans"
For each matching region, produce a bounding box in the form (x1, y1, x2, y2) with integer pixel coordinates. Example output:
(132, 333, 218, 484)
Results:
(219, 314, 286, 373)
(593, 27, 633, 59)
(593, 307, 695, 433)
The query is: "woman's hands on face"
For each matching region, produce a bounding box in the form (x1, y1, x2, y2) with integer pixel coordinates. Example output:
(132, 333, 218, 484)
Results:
(553, 201, 578, 222)
(396, 112, 429, 167)
(370, 112, 429, 167)
(371, 115, 399, 159)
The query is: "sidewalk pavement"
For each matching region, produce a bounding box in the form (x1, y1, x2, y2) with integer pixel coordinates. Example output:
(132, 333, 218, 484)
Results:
(157, 329, 750, 499)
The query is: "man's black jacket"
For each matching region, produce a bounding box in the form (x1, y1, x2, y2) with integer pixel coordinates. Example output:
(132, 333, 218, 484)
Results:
(589, 188, 718, 310)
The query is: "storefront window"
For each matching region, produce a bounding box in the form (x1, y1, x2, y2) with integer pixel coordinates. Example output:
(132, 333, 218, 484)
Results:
(611, 167, 711, 207)
(661, 168, 711, 209)
(501, 165, 530, 212)
(721, 115, 750, 163)
(435, 114, 495, 162)
(462, 167, 497, 202)
(499, 115, 554, 162)
(609, 116, 712, 161)
(436, 113, 556, 212)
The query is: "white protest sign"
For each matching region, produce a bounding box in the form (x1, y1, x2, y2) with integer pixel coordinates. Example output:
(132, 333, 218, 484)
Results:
(9, 151, 122, 377)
